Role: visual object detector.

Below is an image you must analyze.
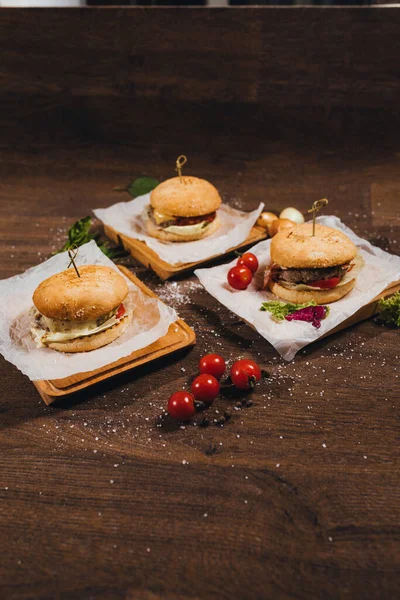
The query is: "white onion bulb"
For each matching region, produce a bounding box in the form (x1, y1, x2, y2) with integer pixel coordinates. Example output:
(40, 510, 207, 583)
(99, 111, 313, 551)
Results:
(279, 207, 304, 225)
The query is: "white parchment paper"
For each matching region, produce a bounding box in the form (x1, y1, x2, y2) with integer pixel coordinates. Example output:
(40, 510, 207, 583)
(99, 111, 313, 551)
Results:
(0, 241, 178, 380)
(195, 216, 400, 361)
(93, 194, 264, 265)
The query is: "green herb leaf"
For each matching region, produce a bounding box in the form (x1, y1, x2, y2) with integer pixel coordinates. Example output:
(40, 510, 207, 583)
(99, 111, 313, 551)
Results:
(127, 176, 159, 198)
(97, 241, 129, 260)
(260, 300, 316, 321)
(377, 292, 400, 327)
(56, 216, 128, 261)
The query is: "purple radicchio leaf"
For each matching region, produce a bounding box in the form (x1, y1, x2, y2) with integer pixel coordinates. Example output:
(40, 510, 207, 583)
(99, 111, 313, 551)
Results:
(285, 305, 328, 329)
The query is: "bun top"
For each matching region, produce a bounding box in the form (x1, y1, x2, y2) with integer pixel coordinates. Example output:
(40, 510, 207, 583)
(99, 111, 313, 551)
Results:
(33, 265, 129, 321)
(150, 176, 221, 217)
(270, 223, 357, 268)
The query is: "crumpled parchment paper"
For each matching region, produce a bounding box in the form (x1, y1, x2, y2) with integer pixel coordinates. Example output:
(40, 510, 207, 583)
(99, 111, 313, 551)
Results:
(0, 241, 178, 380)
(195, 216, 400, 361)
(94, 194, 264, 265)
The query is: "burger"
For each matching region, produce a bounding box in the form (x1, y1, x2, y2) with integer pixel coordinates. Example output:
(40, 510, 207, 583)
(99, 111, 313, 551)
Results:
(264, 223, 362, 304)
(30, 265, 132, 352)
(144, 176, 222, 242)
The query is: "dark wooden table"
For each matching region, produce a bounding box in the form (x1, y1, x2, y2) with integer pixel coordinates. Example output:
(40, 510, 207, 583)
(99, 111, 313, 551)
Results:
(1, 7, 400, 600)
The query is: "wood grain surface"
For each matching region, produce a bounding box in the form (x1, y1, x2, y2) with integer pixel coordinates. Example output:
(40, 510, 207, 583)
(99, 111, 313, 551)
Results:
(0, 7, 399, 600)
(104, 224, 267, 279)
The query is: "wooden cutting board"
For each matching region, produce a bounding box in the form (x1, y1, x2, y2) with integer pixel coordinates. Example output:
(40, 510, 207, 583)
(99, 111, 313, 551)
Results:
(33, 266, 196, 405)
(104, 224, 267, 280)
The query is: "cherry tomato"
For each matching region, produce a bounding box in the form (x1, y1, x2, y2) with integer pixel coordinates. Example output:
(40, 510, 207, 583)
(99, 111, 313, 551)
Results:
(167, 391, 195, 421)
(199, 353, 226, 379)
(308, 277, 341, 289)
(237, 252, 259, 274)
(230, 359, 261, 390)
(227, 265, 253, 290)
(116, 304, 126, 319)
(191, 374, 220, 405)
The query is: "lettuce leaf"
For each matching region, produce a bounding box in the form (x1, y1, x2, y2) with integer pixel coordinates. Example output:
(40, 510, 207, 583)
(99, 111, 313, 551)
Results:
(260, 300, 317, 321)
(377, 292, 400, 327)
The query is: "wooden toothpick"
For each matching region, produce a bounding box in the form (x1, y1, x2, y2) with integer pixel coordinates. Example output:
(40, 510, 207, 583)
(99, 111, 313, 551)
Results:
(175, 155, 187, 183)
(67, 245, 81, 278)
(308, 198, 328, 236)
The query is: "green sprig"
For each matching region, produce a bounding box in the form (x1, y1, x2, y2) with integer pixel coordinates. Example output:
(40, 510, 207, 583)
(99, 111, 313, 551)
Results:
(114, 176, 159, 198)
(377, 292, 400, 327)
(56, 216, 128, 260)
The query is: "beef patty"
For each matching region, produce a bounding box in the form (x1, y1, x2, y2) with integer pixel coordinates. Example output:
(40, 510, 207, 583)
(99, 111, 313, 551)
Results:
(149, 208, 216, 229)
(272, 263, 350, 284)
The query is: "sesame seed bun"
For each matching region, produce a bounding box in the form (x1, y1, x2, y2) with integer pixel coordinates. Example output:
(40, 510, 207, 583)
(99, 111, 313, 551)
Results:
(271, 223, 357, 269)
(268, 278, 356, 305)
(145, 213, 220, 243)
(33, 265, 129, 322)
(46, 312, 132, 353)
(150, 176, 221, 217)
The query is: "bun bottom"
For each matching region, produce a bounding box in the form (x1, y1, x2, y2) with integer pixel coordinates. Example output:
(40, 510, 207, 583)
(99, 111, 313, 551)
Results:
(145, 214, 220, 243)
(267, 278, 356, 305)
(47, 313, 132, 353)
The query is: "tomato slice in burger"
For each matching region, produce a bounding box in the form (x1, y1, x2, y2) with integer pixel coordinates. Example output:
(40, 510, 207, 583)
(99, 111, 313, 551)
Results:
(116, 304, 126, 319)
(308, 277, 341, 289)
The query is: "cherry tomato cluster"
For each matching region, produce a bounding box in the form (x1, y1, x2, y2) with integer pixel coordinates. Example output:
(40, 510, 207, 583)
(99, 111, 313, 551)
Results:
(227, 252, 259, 291)
(167, 354, 262, 422)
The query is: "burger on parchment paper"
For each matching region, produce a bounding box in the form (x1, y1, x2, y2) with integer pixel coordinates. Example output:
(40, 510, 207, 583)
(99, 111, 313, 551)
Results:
(264, 223, 364, 304)
(30, 265, 132, 352)
(144, 176, 222, 242)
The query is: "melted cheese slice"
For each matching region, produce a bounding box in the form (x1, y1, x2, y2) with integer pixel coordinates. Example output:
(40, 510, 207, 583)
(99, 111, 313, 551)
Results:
(152, 210, 174, 225)
(30, 310, 129, 347)
(44, 314, 127, 343)
(164, 221, 209, 236)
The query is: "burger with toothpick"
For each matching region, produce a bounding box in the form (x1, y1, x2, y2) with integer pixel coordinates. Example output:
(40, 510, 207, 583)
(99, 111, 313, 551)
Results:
(144, 155, 222, 242)
(264, 200, 363, 304)
(30, 250, 132, 352)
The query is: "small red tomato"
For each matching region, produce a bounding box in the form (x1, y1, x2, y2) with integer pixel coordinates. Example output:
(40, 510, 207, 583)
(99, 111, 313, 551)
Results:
(116, 303, 126, 319)
(230, 359, 262, 390)
(308, 276, 341, 289)
(227, 265, 253, 290)
(199, 353, 226, 379)
(237, 252, 259, 274)
(191, 374, 220, 405)
(167, 391, 196, 421)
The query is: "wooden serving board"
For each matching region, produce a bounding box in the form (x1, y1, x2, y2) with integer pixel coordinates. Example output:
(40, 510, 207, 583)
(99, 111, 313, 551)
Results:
(33, 266, 196, 406)
(104, 224, 267, 280)
(320, 279, 400, 339)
